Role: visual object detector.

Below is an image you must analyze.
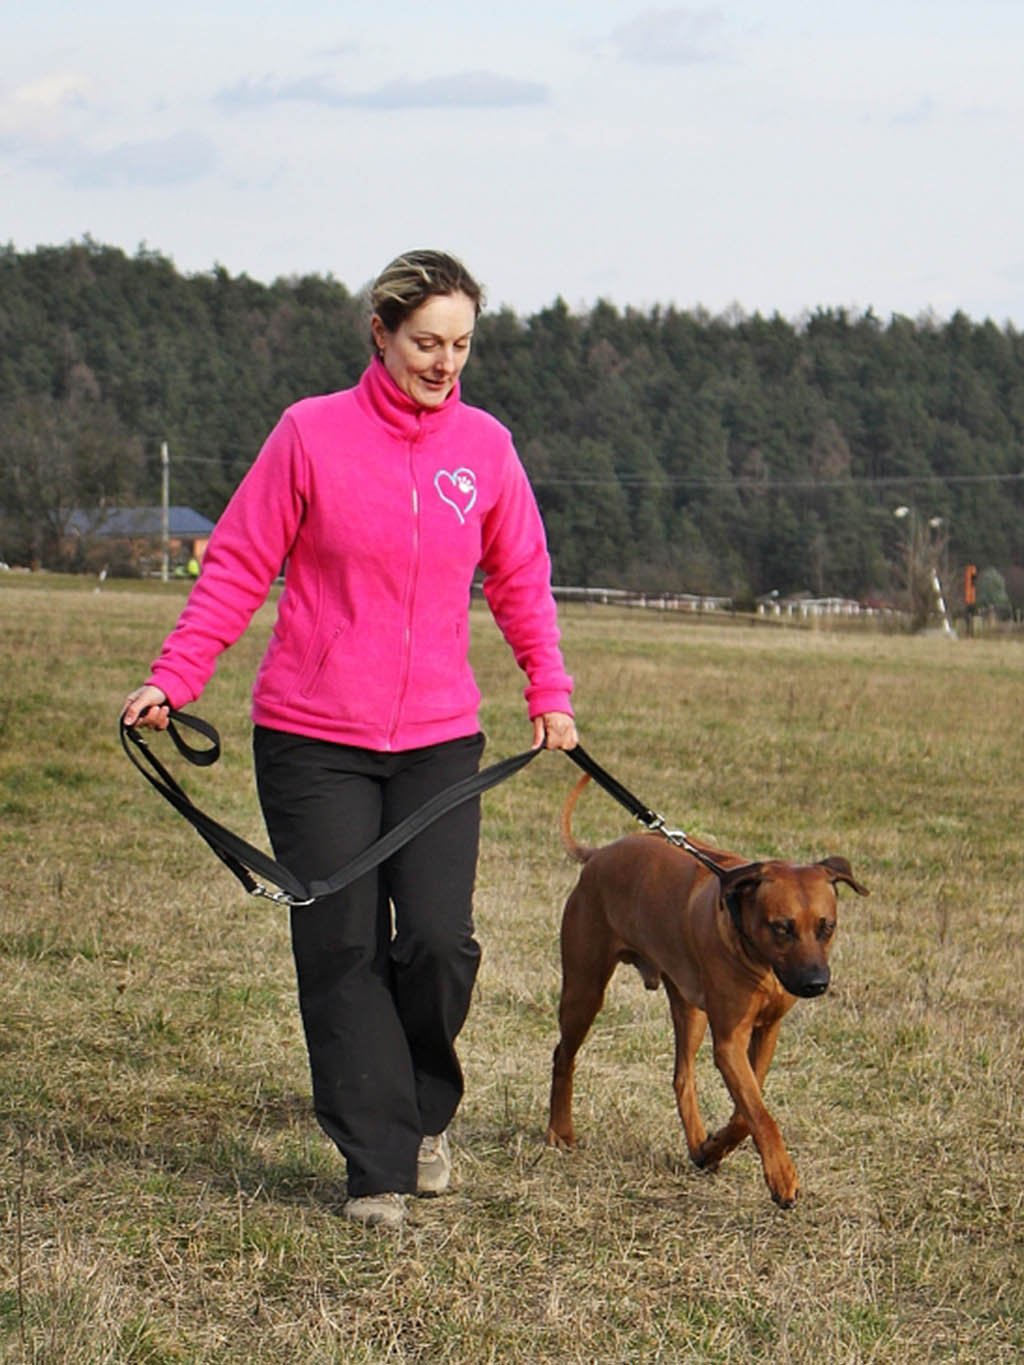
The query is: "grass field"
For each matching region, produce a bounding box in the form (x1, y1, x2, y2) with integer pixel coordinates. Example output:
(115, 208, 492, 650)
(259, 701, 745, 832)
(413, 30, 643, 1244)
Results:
(1, 577, 1022, 1363)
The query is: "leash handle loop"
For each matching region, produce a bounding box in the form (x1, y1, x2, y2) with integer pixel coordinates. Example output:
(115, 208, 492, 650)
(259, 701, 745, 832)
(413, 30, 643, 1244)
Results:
(161, 709, 221, 767)
(120, 714, 308, 901)
(120, 711, 542, 906)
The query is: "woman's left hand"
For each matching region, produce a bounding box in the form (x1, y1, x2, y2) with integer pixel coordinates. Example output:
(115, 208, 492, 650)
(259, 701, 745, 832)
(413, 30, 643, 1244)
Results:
(532, 711, 578, 751)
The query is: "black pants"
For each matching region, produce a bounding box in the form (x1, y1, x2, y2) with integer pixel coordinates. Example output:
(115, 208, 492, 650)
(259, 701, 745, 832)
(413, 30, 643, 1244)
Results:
(253, 726, 485, 1197)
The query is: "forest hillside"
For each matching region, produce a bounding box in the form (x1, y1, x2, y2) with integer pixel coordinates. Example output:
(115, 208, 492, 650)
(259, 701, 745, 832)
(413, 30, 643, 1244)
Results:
(2, 239, 1023, 607)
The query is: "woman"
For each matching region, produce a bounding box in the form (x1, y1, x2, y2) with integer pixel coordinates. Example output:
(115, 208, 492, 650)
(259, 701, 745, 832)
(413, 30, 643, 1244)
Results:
(122, 250, 577, 1229)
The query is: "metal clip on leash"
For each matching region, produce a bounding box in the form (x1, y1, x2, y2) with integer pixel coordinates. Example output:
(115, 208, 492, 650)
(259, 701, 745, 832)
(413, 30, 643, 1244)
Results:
(250, 884, 316, 907)
(645, 813, 692, 847)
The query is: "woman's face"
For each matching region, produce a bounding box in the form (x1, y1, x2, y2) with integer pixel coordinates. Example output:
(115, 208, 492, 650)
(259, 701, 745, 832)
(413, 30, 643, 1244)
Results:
(371, 291, 477, 408)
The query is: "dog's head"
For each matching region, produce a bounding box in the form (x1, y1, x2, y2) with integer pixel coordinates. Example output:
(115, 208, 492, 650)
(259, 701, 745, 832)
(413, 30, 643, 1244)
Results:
(718, 856, 869, 998)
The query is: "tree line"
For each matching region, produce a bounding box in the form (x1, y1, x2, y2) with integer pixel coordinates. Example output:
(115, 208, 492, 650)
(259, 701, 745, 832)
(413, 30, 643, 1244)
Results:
(2, 238, 1023, 608)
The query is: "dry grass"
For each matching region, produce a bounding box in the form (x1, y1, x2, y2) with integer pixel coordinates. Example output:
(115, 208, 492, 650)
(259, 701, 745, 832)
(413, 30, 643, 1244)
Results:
(1, 577, 1022, 1363)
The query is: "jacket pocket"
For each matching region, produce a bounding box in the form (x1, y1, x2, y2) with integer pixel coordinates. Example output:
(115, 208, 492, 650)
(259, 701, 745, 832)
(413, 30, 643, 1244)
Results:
(298, 621, 351, 700)
(405, 618, 479, 722)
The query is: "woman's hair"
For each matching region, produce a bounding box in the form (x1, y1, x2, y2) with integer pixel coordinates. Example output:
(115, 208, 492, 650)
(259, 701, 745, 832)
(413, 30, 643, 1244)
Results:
(370, 250, 485, 334)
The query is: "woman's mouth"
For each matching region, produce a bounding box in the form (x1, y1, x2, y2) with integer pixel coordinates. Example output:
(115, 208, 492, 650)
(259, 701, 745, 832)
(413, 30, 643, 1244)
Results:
(419, 375, 450, 395)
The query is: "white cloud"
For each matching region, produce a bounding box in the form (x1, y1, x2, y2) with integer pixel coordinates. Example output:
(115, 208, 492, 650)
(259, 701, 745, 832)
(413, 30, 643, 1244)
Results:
(0, 73, 93, 140)
(69, 131, 217, 189)
(889, 96, 938, 127)
(606, 6, 729, 65)
(217, 70, 549, 112)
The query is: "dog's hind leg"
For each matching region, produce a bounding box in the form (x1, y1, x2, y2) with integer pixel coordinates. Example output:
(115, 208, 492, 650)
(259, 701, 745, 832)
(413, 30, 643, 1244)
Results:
(664, 977, 709, 1163)
(546, 891, 618, 1149)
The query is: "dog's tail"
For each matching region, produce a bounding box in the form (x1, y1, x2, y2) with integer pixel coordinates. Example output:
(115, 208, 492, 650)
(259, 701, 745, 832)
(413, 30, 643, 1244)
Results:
(561, 774, 596, 863)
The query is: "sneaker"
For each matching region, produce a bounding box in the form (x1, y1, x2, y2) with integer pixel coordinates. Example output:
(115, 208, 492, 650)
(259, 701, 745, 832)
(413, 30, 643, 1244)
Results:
(343, 1192, 406, 1229)
(417, 1131, 452, 1196)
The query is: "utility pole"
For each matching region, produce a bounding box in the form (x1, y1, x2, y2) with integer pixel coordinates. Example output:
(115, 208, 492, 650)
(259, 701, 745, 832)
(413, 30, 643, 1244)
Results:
(931, 568, 955, 637)
(160, 441, 170, 583)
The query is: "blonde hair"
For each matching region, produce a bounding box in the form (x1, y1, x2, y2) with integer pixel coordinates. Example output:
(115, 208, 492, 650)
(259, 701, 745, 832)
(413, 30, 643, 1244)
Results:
(370, 250, 484, 337)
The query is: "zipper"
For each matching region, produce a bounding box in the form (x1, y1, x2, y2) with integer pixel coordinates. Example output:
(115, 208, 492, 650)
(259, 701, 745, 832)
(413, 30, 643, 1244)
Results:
(386, 421, 423, 747)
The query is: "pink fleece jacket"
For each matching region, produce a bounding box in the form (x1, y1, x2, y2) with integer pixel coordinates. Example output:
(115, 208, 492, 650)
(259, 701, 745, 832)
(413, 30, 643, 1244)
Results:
(147, 358, 573, 751)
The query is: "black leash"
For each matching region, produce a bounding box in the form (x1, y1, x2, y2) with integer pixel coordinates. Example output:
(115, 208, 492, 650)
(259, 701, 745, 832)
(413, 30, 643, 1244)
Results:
(120, 712, 544, 905)
(121, 711, 727, 906)
(566, 746, 730, 877)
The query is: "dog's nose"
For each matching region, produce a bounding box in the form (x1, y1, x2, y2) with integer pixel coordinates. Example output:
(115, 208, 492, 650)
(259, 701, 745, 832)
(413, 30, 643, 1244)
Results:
(778, 966, 830, 997)
(799, 975, 830, 998)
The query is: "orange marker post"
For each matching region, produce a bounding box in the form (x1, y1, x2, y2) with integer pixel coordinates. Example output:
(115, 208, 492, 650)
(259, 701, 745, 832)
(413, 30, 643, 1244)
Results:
(964, 563, 977, 635)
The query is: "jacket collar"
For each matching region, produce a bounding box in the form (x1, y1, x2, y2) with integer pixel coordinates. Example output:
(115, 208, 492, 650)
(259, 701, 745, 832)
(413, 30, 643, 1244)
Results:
(356, 355, 462, 439)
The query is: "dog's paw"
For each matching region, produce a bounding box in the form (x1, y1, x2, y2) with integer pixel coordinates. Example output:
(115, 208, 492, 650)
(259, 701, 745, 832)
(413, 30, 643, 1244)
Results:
(691, 1137, 723, 1172)
(545, 1127, 576, 1150)
(765, 1156, 800, 1208)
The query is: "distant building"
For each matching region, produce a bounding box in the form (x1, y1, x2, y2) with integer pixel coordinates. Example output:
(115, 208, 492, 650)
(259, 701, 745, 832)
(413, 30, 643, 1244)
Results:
(65, 506, 215, 576)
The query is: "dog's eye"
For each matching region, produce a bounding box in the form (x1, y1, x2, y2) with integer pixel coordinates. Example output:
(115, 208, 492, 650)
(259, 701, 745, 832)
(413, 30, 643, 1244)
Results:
(770, 920, 796, 941)
(817, 919, 836, 941)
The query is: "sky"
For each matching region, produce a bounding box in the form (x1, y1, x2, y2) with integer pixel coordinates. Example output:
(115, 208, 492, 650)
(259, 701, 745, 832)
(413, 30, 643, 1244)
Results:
(4, 1, 1023, 325)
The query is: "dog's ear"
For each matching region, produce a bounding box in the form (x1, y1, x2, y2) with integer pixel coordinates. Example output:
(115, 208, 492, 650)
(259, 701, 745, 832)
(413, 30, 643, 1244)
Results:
(818, 856, 869, 897)
(717, 861, 764, 935)
(718, 861, 764, 895)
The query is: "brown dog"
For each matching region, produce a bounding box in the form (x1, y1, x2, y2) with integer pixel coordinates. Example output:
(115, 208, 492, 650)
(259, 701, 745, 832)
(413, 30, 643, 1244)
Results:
(546, 776, 868, 1207)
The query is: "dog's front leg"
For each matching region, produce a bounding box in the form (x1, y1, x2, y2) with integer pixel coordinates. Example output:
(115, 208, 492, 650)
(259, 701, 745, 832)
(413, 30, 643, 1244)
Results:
(697, 1016, 785, 1168)
(706, 1022, 799, 1207)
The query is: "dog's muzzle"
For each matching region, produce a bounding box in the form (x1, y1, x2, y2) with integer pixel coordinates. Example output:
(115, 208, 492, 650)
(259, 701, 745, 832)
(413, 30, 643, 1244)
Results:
(775, 965, 830, 998)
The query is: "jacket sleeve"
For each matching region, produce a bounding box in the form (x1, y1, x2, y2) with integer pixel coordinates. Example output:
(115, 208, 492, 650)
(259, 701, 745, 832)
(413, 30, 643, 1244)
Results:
(146, 412, 308, 709)
(479, 440, 574, 719)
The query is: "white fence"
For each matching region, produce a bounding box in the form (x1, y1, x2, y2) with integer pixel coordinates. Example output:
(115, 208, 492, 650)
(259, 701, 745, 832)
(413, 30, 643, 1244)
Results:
(474, 582, 901, 620)
(756, 595, 896, 620)
(551, 586, 734, 612)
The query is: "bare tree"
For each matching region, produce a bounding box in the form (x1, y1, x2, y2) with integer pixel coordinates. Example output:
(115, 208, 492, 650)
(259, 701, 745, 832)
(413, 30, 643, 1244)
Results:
(0, 367, 143, 569)
(893, 506, 954, 634)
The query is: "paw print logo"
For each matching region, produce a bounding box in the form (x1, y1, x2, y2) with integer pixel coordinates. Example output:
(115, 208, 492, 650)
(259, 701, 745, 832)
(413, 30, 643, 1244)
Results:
(434, 467, 478, 525)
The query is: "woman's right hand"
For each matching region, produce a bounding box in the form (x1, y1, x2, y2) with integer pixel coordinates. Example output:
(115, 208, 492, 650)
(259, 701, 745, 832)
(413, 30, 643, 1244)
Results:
(121, 685, 170, 730)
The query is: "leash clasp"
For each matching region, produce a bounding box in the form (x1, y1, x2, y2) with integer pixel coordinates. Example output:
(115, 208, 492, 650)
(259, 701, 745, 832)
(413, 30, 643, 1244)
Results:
(644, 812, 689, 847)
(646, 813, 726, 874)
(250, 883, 316, 908)
(657, 826, 692, 849)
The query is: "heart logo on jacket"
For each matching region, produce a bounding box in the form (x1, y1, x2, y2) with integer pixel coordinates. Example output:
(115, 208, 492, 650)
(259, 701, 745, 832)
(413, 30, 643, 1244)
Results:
(434, 467, 478, 525)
